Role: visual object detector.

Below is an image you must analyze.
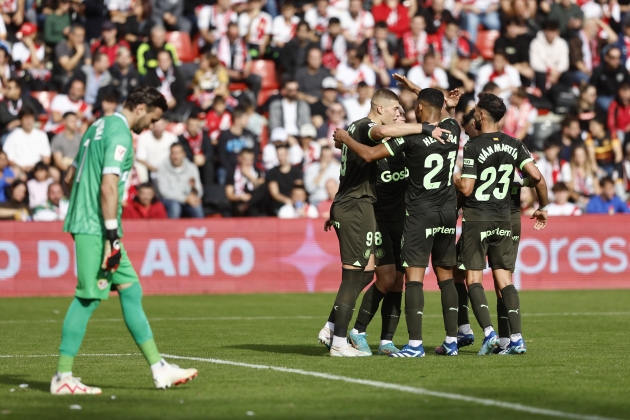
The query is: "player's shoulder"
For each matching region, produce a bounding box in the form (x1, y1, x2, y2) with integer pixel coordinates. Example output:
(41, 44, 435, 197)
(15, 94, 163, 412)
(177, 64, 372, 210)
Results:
(438, 117, 460, 130)
(350, 117, 376, 130)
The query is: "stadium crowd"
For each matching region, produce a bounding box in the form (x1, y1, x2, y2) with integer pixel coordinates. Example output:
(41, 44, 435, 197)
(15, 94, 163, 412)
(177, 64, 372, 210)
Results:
(1, 0, 630, 221)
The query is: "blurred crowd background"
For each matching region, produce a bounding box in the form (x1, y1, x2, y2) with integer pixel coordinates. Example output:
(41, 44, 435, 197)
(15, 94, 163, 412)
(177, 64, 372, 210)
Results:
(1, 0, 630, 222)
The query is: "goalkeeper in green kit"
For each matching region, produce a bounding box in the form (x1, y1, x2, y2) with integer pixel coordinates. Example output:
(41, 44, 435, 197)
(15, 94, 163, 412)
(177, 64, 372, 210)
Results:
(51, 87, 198, 395)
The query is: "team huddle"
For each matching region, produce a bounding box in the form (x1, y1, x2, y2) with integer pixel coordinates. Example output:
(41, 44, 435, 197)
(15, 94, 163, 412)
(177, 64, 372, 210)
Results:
(319, 75, 549, 358)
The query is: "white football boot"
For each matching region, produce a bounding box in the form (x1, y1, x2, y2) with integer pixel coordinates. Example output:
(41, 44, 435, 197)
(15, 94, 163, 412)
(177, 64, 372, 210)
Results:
(153, 362, 198, 389)
(330, 344, 372, 357)
(50, 374, 102, 395)
(318, 326, 333, 349)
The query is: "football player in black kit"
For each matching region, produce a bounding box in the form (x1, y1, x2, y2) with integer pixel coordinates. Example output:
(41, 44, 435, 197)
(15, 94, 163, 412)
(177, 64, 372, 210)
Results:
(334, 86, 464, 358)
(319, 89, 449, 357)
(452, 93, 548, 356)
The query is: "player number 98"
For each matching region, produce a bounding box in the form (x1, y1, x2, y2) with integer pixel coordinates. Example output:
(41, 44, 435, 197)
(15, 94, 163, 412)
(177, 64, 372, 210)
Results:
(366, 232, 382, 246)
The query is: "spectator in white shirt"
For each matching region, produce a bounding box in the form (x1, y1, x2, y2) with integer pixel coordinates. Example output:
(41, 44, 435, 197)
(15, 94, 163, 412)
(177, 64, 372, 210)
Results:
(548, 181, 582, 216)
(335, 47, 376, 97)
(43, 79, 92, 135)
(343, 81, 371, 124)
(341, 0, 374, 46)
(475, 50, 522, 103)
(271, 1, 300, 49)
(3, 107, 51, 177)
(27, 161, 54, 209)
(404, 51, 448, 107)
(238, 0, 272, 59)
(197, 0, 238, 50)
(32, 182, 69, 221)
(135, 118, 178, 181)
(262, 127, 303, 170)
(268, 79, 311, 137)
(305, 0, 336, 36)
(537, 137, 572, 201)
(278, 185, 319, 218)
(529, 19, 570, 95)
(296, 123, 322, 170)
(304, 146, 341, 206)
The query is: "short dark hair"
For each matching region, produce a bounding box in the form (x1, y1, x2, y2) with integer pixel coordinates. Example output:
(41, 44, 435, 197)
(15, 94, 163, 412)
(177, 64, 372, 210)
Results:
(542, 19, 560, 32)
(239, 147, 254, 156)
(357, 81, 368, 89)
(552, 181, 569, 193)
(348, 47, 365, 61)
(423, 51, 436, 61)
(124, 86, 167, 113)
(34, 161, 49, 172)
(494, 49, 508, 60)
(297, 20, 310, 31)
(7, 78, 21, 88)
(482, 81, 499, 93)
(18, 106, 36, 119)
(94, 52, 109, 63)
(275, 144, 289, 151)
(417, 88, 444, 110)
(372, 88, 399, 104)
(157, 49, 173, 60)
(477, 92, 506, 122)
(170, 142, 184, 151)
(227, 21, 239, 29)
(462, 108, 475, 126)
(600, 176, 615, 188)
(137, 182, 155, 192)
(329, 17, 341, 25)
(62, 111, 76, 119)
(102, 91, 120, 104)
(375, 21, 388, 30)
(283, 78, 298, 88)
(232, 105, 247, 120)
(591, 114, 606, 127)
(561, 114, 579, 129)
(543, 137, 562, 150)
(70, 23, 85, 34)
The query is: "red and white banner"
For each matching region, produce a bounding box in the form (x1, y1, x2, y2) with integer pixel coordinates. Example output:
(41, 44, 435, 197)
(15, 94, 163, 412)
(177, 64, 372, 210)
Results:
(0, 216, 629, 297)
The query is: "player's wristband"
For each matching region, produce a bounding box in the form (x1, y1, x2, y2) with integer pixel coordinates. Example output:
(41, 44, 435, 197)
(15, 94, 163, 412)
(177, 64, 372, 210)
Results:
(538, 205, 549, 212)
(421, 123, 435, 136)
(104, 220, 119, 242)
(104, 219, 118, 230)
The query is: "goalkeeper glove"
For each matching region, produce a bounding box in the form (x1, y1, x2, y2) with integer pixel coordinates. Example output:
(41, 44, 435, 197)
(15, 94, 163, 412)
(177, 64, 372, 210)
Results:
(102, 225, 121, 272)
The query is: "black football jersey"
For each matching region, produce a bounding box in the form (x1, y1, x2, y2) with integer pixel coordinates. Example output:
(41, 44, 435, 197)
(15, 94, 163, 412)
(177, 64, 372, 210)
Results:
(333, 117, 380, 204)
(385, 118, 461, 213)
(461, 131, 533, 221)
(374, 151, 408, 222)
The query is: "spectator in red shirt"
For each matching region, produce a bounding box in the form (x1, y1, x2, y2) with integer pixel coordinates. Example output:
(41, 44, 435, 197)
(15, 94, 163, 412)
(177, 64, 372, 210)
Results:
(91, 21, 131, 67)
(608, 82, 630, 143)
(122, 183, 168, 219)
(372, 0, 410, 39)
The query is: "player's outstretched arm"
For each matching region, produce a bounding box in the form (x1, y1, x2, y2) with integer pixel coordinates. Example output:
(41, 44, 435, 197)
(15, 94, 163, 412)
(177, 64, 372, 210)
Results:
(101, 174, 122, 272)
(393, 73, 421, 95)
(443, 89, 462, 119)
(369, 123, 450, 143)
(334, 129, 391, 162)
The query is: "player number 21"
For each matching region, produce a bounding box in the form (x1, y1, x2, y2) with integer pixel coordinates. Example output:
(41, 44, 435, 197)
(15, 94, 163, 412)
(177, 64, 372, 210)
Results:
(423, 151, 457, 190)
(366, 232, 382, 246)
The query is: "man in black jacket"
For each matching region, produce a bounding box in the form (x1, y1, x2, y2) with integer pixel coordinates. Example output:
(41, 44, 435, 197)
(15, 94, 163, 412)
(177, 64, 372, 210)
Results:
(590, 46, 630, 111)
(0, 78, 44, 140)
(280, 20, 316, 79)
(178, 110, 215, 189)
(97, 46, 139, 107)
(144, 49, 190, 121)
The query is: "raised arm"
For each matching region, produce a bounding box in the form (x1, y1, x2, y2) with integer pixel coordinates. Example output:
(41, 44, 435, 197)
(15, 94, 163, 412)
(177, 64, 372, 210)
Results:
(333, 129, 391, 163)
(368, 122, 449, 143)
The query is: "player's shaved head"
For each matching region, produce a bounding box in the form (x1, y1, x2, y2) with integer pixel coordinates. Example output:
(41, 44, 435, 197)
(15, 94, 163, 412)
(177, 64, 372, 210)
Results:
(417, 88, 444, 110)
(370, 88, 401, 125)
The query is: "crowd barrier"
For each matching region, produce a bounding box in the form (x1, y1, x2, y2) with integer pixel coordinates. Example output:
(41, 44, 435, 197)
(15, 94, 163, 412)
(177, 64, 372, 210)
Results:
(0, 216, 628, 297)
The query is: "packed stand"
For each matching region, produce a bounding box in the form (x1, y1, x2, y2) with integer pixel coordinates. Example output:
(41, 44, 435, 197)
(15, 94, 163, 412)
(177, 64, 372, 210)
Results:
(1, 0, 630, 220)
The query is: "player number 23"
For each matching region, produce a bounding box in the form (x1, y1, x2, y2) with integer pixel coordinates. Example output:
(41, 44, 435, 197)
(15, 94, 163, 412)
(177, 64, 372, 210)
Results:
(475, 164, 513, 201)
(366, 232, 382, 246)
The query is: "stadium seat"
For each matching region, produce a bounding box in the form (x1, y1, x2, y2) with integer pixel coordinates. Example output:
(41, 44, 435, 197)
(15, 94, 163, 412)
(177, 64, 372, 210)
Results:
(228, 82, 249, 92)
(475, 30, 500, 61)
(257, 88, 278, 107)
(252, 60, 279, 90)
(259, 124, 269, 149)
(166, 31, 197, 63)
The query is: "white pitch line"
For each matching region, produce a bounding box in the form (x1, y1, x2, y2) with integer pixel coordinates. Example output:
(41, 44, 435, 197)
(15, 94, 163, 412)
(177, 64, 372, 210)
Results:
(0, 352, 621, 420)
(0, 312, 629, 324)
(162, 354, 618, 420)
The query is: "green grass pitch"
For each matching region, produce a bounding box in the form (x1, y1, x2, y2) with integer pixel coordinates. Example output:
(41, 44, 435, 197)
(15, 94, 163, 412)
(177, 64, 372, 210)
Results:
(1, 290, 629, 420)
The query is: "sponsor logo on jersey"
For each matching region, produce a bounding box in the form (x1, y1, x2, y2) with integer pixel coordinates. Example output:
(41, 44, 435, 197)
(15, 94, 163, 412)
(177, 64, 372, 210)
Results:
(425, 226, 456, 238)
(97, 279, 109, 290)
(380, 168, 409, 182)
(464, 158, 474, 167)
(477, 144, 519, 164)
(394, 137, 405, 145)
(376, 248, 384, 259)
(114, 145, 127, 162)
(480, 228, 512, 241)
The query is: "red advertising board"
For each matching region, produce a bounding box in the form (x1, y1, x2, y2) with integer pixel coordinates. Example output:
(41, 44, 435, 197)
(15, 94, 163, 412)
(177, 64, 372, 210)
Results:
(0, 216, 628, 297)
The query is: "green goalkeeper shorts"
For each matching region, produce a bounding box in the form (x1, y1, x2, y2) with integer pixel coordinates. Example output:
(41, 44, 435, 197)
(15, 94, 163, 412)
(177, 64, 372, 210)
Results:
(74, 234, 139, 300)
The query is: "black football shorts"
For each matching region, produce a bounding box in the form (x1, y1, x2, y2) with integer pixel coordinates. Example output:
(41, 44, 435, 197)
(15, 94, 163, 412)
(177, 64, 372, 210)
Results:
(330, 198, 378, 268)
(459, 219, 514, 271)
(375, 219, 404, 272)
(401, 209, 457, 268)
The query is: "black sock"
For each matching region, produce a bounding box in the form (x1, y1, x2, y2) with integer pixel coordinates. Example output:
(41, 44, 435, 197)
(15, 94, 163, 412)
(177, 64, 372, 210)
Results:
(496, 297, 511, 338)
(361, 270, 375, 290)
(455, 282, 470, 326)
(332, 269, 365, 338)
(380, 291, 402, 340)
(501, 285, 521, 335)
(353, 284, 385, 333)
(327, 307, 335, 323)
(405, 282, 424, 341)
(467, 283, 493, 330)
(439, 279, 458, 337)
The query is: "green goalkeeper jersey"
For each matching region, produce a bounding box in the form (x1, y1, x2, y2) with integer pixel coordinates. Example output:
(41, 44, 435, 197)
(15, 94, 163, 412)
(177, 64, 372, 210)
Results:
(63, 113, 133, 237)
